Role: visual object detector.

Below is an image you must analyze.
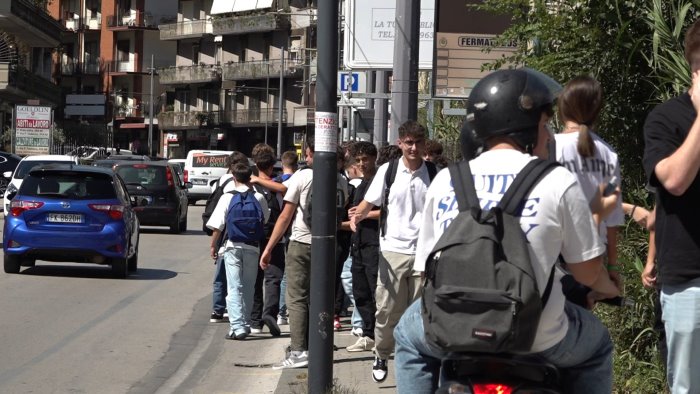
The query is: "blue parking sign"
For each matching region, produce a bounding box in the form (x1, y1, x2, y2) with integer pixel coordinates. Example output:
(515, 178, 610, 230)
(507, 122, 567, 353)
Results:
(341, 73, 360, 92)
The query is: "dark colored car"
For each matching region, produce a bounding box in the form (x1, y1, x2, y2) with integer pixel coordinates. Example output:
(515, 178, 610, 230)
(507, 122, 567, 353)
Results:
(0, 151, 21, 197)
(92, 156, 151, 169)
(3, 164, 140, 278)
(113, 162, 190, 233)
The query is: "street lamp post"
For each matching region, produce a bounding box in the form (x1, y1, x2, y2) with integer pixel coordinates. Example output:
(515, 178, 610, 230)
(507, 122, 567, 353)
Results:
(277, 47, 284, 157)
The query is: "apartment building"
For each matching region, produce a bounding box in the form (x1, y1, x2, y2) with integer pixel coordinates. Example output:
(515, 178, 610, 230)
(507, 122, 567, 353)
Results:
(49, 0, 176, 154)
(157, 0, 316, 158)
(0, 0, 64, 148)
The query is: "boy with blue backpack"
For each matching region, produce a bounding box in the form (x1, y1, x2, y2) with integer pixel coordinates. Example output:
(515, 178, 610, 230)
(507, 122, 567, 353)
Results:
(207, 162, 270, 340)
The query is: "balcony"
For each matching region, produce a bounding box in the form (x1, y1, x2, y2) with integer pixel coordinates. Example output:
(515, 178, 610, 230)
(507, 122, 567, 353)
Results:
(222, 108, 287, 126)
(0, 0, 65, 47)
(158, 64, 221, 85)
(107, 10, 157, 29)
(159, 19, 212, 40)
(107, 60, 138, 73)
(60, 61, 101, 76)
(212, 13, 289, 36)
(83, 16, 102, 30)
(222, 59, 302, 81)
(0, 63, 60, 105)
(158, 111, 221, 129)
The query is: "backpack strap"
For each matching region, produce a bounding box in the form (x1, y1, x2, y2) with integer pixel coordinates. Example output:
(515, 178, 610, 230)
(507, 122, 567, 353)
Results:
(380, 159, 399, 236)
(498, 159, 560, 216)
(447, 160, 480, 212)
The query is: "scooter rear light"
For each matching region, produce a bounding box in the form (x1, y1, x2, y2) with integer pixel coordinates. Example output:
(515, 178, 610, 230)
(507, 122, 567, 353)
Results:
(183, 169, 189, 183)
(472, 383, 514, 394)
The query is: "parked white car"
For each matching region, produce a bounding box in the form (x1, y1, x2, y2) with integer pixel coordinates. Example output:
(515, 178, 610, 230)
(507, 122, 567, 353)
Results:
(3, 155, 79, 216)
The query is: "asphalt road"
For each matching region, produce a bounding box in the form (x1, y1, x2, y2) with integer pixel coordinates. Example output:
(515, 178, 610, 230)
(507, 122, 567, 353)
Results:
(0, 205, 286, 394)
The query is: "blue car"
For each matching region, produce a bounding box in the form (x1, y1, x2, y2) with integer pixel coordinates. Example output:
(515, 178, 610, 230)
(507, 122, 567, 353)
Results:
(3, 164, 140, 278)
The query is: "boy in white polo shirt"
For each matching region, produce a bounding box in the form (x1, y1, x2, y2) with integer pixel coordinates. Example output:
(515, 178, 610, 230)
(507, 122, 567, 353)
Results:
(350, 120, 437, 382)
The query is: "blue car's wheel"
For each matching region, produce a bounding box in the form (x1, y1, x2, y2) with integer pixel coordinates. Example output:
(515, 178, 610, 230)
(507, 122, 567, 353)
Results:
(4, 254, 20, 274)
(128, 237, 139, 272)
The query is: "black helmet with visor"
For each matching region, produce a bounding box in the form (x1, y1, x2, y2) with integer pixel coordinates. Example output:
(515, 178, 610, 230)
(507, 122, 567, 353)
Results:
(466, 68, 561, 153)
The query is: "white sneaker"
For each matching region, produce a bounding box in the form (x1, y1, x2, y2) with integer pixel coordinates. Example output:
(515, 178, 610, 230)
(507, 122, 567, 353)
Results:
(351, 327, 363, 337)
(372, 356, 388, 382)
(250, 327, 263, 334)
(347, 336, 374, 352)
(272, 350, 308, 370)
(277, 315, 288, 325)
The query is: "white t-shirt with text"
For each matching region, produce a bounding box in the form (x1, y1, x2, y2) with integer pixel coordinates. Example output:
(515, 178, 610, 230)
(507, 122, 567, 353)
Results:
(414, 150, 605, 352)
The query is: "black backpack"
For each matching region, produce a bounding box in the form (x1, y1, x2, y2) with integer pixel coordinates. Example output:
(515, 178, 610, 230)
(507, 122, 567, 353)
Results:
(380, 159, 437, 236)
(202, 177, 233, 236)
(421, 159, 558, 354)
(253, 184, 281, 238)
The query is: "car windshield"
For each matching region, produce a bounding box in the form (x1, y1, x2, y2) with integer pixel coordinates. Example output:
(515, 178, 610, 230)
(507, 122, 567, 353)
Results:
(19, 172, 117, 200)
(14, 161, 74, 179)
(116, 165, 167, 186)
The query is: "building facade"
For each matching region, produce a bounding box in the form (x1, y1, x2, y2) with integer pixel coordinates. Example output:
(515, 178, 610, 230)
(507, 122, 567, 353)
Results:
(157, 0, 316, 158)
(49, 0, 176, 155)
(0, 0, 64, 151)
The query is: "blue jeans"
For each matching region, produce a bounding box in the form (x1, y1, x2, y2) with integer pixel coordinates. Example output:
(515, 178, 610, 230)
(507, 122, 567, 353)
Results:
(340, 254, 362, 329)
(394, 299, 613, 394)
(279, 271, 287, 318)
(661, 277, 700, 394)
(212, 255, 227, 314)
(224, 246, 260, 336)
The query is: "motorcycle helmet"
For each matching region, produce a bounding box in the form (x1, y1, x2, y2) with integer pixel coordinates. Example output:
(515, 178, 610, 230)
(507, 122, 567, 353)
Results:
(459, 120, 482, 161)
(466, 68, 561, 153)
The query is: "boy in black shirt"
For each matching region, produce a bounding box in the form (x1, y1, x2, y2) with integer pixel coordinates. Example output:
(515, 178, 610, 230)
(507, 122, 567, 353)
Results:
(346, 142, 380, 352)
(643, 18, 700, 393)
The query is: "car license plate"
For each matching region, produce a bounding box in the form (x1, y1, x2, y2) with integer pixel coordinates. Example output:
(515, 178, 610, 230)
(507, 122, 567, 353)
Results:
(192, 178, 208, 185)
(47, 213, 83, 224)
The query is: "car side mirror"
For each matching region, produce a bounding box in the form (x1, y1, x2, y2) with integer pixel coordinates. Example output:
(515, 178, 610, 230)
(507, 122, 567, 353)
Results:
(3, 171, 11, 179)
(184, 182, 193, 189)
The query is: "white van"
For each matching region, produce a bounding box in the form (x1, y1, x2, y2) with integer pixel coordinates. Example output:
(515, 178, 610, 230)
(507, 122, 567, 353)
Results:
(184, 150, 231, 204)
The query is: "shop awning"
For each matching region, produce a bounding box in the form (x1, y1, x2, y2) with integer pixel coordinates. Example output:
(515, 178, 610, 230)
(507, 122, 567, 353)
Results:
(120, 123, 146, 129)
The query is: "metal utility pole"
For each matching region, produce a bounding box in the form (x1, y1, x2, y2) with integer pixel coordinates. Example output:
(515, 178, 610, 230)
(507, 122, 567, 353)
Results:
(309, 0, 338, 392)
(277, 47, 285, 157)
(148, 54, 154, 157)
(389, 0, 420, 143)
(265, 62, 270, 145)
(374, 70, 388, 147)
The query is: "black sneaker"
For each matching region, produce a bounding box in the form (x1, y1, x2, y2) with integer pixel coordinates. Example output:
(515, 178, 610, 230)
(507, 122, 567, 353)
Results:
(210, 312, 224, 323)
(263, 314, 281, 337)
(225, 331, 248, 340)
(372, 356, 388, 383)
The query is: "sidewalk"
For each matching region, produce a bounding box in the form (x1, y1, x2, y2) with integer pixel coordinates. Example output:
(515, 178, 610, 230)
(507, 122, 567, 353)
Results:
(274, 315, 397, 393)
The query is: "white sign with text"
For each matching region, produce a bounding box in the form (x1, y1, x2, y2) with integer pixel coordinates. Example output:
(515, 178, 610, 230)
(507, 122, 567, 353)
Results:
(15, 105, 52, 156)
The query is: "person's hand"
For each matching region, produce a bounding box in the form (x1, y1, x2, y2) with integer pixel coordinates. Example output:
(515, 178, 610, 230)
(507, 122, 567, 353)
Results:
(349, 209, 361, 232)
(210, 246, 218, 260)
(691, 70, 700, 112)
(646, 207, 657, 231)
(586, 290, 609, 310)
(250, 174, 260, 184)
(641, 260, 657, 289)
(630, 205, 650, 228)
(260, 249, 271, 270)
(609, 270, 623, 292)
